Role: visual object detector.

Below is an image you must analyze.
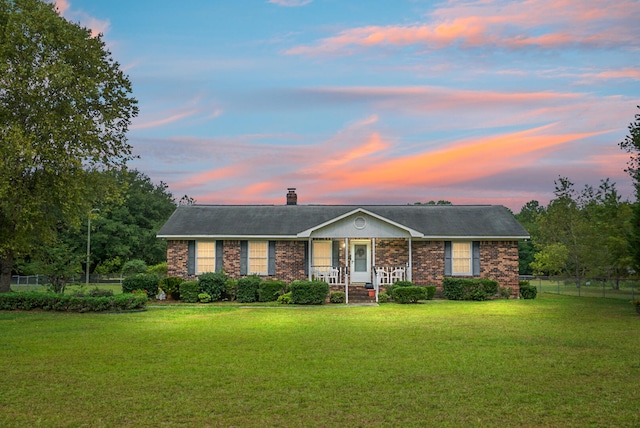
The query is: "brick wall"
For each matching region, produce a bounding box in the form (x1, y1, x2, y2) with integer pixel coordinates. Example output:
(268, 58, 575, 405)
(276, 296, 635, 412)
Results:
(375, 239, 410, 266)
(411, 241, 445, 286)
(275, 241, 307, 282)
(166, 239, 520, 294)
(166, 240, 197, 281)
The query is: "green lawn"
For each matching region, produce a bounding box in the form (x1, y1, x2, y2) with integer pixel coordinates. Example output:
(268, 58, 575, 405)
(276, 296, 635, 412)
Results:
(1, 295, 638, 427)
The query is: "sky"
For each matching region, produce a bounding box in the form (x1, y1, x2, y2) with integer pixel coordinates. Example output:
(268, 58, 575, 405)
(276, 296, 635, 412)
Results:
(53, 0, 640, 211)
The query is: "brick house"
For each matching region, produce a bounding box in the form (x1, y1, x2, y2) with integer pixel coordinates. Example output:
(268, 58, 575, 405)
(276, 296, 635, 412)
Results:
(157, 189, 529, 302)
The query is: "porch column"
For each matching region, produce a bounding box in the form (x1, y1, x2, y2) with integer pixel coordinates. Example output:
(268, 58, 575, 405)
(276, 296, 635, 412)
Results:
(308, 237, 312, 281)
(408, 237, 412, 282)
(345, 237, 349, 304)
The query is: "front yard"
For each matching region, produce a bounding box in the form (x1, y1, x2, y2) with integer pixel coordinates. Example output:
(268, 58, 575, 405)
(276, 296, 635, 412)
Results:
(0, 294, 638, 427)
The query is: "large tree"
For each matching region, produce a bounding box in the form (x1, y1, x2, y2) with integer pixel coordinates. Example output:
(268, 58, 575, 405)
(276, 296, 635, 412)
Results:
(619, 106, 640, 270)
(0, 0, 138, 292)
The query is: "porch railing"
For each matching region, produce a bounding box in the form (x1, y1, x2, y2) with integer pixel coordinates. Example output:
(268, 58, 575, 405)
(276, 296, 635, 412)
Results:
(374, 265, 407, 287)
(310, 266, 348, 285)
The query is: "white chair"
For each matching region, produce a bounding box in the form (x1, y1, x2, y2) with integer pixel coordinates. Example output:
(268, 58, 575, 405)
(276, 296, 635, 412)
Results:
(376, 268, 390, 286)
(390, 268, 405, 283)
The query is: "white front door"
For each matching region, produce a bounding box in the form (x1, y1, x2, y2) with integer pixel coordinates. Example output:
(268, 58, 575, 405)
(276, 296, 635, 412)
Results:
(350, 240, 371, 283)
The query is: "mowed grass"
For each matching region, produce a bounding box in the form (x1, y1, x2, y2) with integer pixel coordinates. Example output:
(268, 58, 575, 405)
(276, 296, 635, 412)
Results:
(1, 295, 638, 427)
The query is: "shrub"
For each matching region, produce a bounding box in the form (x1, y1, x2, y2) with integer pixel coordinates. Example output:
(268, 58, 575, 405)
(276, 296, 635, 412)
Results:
(425, 286, 437, 300)
(237, 275, 262, 303)
(121, 259, 148, 277)
(198, 293, 212, 303)
(0, 292, 146, 312)
(519, 282, 537, 299)
(179, 281, 200, 303)
(330, 291, 346, 303)
(224, 279, 238, 301)
(258, 279, 287, 302)
(386, 280, 412, 299)
(122, 273, 160, 298)
(198, 271, 228, 302)
(158, 276, 184, 300)
(499, 286, 513, 299)
(290, 280, 329, 305)
(277, 292, 293, 304)
(378, 292, 391, 303)
(392, 286, 427, 303)
(442, 278, 499, 301)
(147, 262, 168, 276)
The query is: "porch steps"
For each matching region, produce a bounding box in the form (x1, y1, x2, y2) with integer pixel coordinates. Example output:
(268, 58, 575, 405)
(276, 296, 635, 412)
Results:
(336, 286, 378, 304)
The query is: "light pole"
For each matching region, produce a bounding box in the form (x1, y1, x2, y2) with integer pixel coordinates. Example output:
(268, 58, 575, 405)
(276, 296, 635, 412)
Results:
(86, 208, 100, 286)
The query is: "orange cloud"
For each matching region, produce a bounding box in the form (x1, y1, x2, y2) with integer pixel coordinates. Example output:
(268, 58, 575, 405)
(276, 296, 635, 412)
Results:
(316, 125, 608, 193)
(286, 0, 639, 56)
(53, 0, 110, 38)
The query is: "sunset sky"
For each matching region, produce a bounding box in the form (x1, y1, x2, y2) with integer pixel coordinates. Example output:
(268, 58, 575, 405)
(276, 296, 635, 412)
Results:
(54, 0, 640, 211)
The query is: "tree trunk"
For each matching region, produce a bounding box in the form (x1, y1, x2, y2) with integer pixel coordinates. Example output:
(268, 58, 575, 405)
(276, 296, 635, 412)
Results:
(0, 252, 14, 293)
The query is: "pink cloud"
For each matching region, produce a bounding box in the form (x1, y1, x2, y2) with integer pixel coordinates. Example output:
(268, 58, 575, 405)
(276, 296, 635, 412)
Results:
(286, 0, 639, 56)
(52, 0, 110, 38)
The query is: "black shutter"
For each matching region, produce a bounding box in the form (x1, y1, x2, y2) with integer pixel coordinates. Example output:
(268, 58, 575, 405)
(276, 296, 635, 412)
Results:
(187, 240, 196, 275)
(304, 241, 309, 276)
(268, 241, 276, 275)
(240, 241, 248, 275)
(472, 241, 480, 276)
(332, 240, 340, 267)
(444, 241, 452, 276)
(215, 240, 224, 272)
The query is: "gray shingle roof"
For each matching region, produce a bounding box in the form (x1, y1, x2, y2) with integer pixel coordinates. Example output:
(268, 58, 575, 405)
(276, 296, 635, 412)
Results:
(157, 204, 529, 239)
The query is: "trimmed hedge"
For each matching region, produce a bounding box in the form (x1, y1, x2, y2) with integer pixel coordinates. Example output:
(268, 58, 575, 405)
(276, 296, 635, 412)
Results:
(290, 280, 329, 305)
(179, 281, 200, 303)
(237, 275, 262, 303)
(519, 281, 537, 299)
(442, 278, 499, 301)
(158, 276, 184, 300)
(198, 272, 228, 302)
(425, 286, 437, 300)
(258, 279, 287, 302)
(329, 291, 346, 303)
(392, 286, 427, 303)
(122, 273, 160, 298)
(0, 292, 147, 312)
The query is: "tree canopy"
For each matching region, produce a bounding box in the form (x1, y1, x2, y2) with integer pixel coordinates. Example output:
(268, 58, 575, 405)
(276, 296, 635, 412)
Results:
(0, 0, 138, 291)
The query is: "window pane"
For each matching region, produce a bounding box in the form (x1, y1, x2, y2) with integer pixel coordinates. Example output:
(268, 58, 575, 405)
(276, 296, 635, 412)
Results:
(197, 241, 216, 273)
(452, 242, 471, 274)
(249, 241, 268, 274)
(313, 241, 332, 271)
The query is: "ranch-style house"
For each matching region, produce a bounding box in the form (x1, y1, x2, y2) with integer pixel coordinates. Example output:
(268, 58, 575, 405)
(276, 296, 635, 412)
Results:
(157, 189, 529, 302)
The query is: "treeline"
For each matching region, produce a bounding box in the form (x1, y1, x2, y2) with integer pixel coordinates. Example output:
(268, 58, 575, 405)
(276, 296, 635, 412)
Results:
(516, 177, 635, 287)
(16, 170, 182, 287)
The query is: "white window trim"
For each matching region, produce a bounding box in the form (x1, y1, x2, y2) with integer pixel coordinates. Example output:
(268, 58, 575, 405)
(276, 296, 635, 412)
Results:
(452, 241, 472, 276)
(196, 241, 216, 274)
(248, 241, 269, 276)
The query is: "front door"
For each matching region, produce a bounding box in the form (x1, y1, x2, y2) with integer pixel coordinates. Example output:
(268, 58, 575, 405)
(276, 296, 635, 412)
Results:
(350, 240, 371, 283)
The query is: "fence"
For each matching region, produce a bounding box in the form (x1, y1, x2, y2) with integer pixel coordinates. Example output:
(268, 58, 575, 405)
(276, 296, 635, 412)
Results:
(10, 274, 123, 291)
(522, 276, 638, 301)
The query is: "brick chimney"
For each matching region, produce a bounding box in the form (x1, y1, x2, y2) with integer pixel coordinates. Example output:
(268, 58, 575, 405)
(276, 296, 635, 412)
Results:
(286, 188, 297, 205)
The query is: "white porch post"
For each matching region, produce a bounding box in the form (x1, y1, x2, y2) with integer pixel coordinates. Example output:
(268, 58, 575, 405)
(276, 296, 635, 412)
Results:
(408, 237, 412, 282)
(373, 237, 378, 302)
(308, 237, 312, 281)
(345, 237, 349, 304)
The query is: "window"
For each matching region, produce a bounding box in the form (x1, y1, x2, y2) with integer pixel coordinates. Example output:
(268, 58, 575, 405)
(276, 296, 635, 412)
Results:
(452, 242, 472, 275)
(197, 241, 216, 274)
(313, 240, 332, 272)
(249, 241, 268, 275)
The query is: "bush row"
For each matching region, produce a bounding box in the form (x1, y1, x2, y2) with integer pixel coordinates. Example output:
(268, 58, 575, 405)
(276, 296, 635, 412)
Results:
(0, 292, 147, 312)
(442, 278, 499, 301)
